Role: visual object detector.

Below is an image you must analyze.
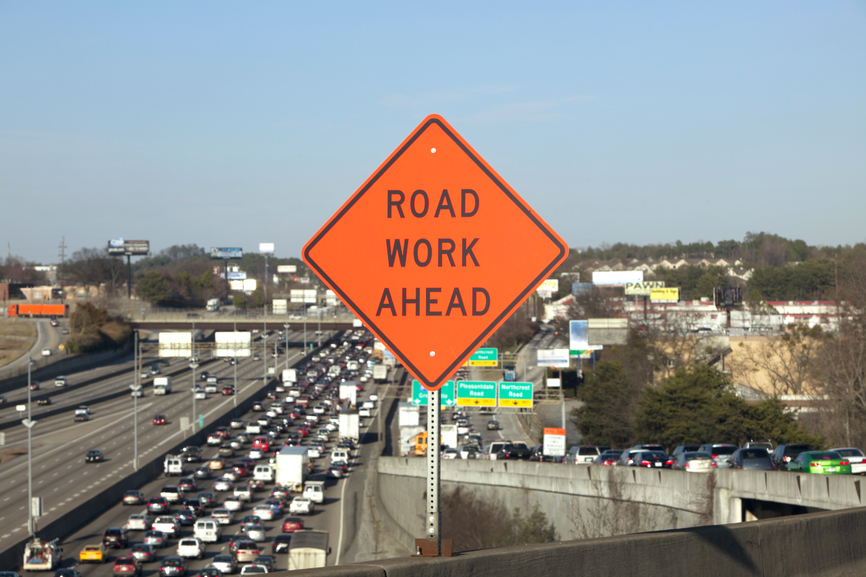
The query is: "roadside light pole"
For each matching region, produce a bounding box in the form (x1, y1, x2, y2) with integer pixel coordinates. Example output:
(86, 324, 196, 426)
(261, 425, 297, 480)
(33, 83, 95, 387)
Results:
(129, 383, 141, 470)
(283, 323, 290, 370)
(23, 356, 37, 536)
(190, 360, 199, 432)
(263, 306, 268, 385)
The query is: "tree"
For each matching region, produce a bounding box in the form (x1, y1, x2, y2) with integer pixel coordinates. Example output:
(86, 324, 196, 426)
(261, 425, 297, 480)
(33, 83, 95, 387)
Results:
(64, 247, 126, 295)
(233, 294, 247, 309)
(572, 361, 641, 448)
(0, 256, 47, 284)
(729, 323, 823, 396)
(136, 271, 172, 305)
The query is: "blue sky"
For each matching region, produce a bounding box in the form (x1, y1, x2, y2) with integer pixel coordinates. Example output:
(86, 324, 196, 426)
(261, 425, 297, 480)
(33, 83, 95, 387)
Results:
(2, 2, 865, 264)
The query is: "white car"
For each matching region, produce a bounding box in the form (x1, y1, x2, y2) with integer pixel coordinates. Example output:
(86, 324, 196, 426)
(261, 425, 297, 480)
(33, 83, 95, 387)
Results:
(152, 516, 179, 538)
(289, 497, 314, 515)
(176, 537, 205, 559)
(306, 446, 321, 459)
(233, 486, 252, 502)
(324, 422, 338, 432)
(442, 448, 458, 459)
(240, 565, 268, 575)
(194, 388, 207, 400)
(214, 477, 233, 492)
(252, 504, 275, 521)
(359, 407, 371, 417)
(42, 348, 51, 357)
(266, 409, 278, 419)
(244, 525, 266, 542)
(205, 384, 218, 394)
(54, 376, 68, 387)
(126, 513, 150, 531)
(211, 509, 233, 525)
(246, 422, 262, 434)
(223, 496, 244, 511)
(248, 448, 264, 460)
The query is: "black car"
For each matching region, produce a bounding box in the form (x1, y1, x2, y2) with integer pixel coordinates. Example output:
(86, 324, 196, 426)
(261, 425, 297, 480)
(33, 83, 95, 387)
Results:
(183, 498, 204, 516)
(103, 526, 128, 548)
(772, 444, 813, 470)
(147, 497, 169, 514)
(727, 448, 775, 470)
(181, 447, 201, 463)
(272, 533, 294, 554)
(529, 445, 559, 462)
(198, 492, 216, 508)
(631, 451, 673, 468)
(254, 555, 277, 571)
(497, 443, 532, 460)
(85, 450, 104, 463)
(194, 466, 212, 480)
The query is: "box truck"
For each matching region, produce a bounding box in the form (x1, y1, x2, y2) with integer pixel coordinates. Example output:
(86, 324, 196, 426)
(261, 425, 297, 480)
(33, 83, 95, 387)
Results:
(206, 298, 220, 312)
(339, 411, 360, 443)
(373, 364, 388, 383)
(275, 446, 309, 492)
(282, 368, 297, 384)
(153, 376, 172, 395)
(288, 530, 330, 570)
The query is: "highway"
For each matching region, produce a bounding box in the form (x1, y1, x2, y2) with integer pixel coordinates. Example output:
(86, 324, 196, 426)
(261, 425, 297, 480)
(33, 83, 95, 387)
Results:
(0, 329, 331, 554)
(0, 318, 66, 377)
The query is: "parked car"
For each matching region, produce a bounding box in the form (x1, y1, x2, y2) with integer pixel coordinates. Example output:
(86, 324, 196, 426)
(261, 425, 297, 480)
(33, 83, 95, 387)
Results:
(786, 451, 852, 474)
(727, 448, 775, 471)
(772, 443, 813, 470)
(673, 451, 716, 472)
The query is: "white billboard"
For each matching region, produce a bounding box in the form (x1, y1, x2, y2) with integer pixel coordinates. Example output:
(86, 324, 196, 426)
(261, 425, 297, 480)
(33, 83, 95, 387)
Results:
(229, 280, 245, 290)
(158, 332, 192, 358)
(273, 299, 288, 315)
(215, 332, 252, 357)
(537, 349, 570, 368)
(243, 279, 257, 292)
(536, 279, 559, 298)
(277, 264, 297, 274)
(259, 242, 275, 255)
(325, 290, 339, 306)
(592, 271, 644, 286)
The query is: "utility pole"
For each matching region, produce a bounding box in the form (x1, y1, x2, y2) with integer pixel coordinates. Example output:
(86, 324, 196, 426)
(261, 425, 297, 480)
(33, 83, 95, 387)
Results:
(57, 236, 67, 300)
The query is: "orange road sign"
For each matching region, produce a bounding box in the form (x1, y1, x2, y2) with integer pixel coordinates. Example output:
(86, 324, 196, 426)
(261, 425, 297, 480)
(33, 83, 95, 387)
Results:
(303, 114, 567, 391)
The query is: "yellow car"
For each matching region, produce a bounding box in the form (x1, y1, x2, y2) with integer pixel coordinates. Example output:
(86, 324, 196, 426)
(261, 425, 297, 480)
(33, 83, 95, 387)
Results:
(79, 543, 107, 563)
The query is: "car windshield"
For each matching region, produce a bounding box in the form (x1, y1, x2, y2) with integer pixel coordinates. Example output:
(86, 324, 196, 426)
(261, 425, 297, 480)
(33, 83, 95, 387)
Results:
(713, 446, 737, 455)
(741, 449, 769, 459)
(810, 451, 842, 460)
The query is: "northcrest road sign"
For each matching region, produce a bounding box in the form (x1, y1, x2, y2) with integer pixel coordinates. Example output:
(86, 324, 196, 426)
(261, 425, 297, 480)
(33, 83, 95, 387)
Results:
(303, 114, 567, 391)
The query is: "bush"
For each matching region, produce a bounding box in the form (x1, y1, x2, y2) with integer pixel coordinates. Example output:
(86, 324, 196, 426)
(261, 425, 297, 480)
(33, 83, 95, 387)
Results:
(65, 303, 131, 353)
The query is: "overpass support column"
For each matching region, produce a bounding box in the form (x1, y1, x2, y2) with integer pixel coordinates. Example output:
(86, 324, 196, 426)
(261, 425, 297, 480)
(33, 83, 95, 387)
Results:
(727, 497, 743, 524)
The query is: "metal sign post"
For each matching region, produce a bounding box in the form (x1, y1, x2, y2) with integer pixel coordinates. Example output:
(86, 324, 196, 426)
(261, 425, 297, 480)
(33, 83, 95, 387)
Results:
(414, 388, 451, 556)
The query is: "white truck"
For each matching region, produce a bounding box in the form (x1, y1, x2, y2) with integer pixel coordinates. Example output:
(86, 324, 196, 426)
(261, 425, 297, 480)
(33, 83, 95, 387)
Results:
(441, 424, 458, 450)
(275, 446, 309, 493)
(339, 411, 360, 443)
(282, 368, 298, 384)
(153, 376, 172, 395)
(288, 530, 330, 570)
(373, 364, 388, 383)
(339, 382, 357, 405)
(206, 298, 220, 312)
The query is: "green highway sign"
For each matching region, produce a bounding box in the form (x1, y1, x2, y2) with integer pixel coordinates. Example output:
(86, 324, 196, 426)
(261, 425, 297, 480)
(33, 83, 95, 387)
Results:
(456, 380, 497, 407)
(412, 380, 455, 406)
(497, 382, 533, 408)
(466, 348, 498, 367)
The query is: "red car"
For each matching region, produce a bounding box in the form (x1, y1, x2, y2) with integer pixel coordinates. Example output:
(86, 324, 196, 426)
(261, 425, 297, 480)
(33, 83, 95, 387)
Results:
(153, 414, 166, 425)
(282, 517, 304, 533)
(215, 426, 230, 439)
(252, 437, 270, 452)
(113, 556, 142, 576)
(29, 381, 40, 390)
(230, 463, 249, 477)
(222, 386, 235, 395)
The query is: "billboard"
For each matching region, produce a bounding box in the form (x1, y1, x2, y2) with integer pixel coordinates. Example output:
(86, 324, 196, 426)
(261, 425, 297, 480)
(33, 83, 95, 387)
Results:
(215, 332, 252, 357)
(158, 332, 192, 358)
(536, 279, 559, 298)
(325, 290, 339, 306)
(715, 287, 743, 307)
(537, 349, 570, 368)
(650, 287, 680, 303)
(272, 299, 288, 314)
(226, 271, 247, 280)
(277, 265, 297, 274)
(588, 318, 628, 345)
(592, 271, 644, 286)
(228, 280, 245, 290)
(107, 238, 150, 256)
(624, 281, 665, 296)
(572, 283, 593, 297)
(210, 247, 243, 259)
(569, 320, 603, 357)
(242, 279, 257, 292)
(290, 289, 317, 304)
(259, 243, 275, 255)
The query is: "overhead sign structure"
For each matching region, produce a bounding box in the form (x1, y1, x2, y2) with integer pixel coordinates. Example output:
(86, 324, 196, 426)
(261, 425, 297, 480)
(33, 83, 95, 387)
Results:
(543, 428, 566, 457)
(302, 115, 567, 391)
(158, 332, 192, 358)
(456, 381, 497, 407)
(273, 299, 288, 314)
(466, 347, 498, 367)
(214, 332, 252, 357)
(624, 281, 665, 296)
(290, 289, 317, 304)
(412, 380, 455, 406)
(210, 247, 243, 260)
(497, 382, 533, 408)
(537, 348, 570, 368)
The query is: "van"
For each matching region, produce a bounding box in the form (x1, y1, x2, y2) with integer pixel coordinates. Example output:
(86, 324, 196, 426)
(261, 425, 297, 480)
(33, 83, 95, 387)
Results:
(303, 481, 325, 504)
(193, 519, 222, 543)
(331, 449, 349, 465)
(253, 465, 274, 483)
(164, 455, 184, 476)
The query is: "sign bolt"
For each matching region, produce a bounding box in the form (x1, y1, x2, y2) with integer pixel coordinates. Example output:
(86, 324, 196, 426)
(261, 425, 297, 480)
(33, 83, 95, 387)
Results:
(430, 351, 435, 356)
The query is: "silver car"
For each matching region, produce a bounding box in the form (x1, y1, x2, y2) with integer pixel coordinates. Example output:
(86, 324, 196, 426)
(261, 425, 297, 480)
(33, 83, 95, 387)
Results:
(210, 554, 237, 574)
(244, 526, 266, 542)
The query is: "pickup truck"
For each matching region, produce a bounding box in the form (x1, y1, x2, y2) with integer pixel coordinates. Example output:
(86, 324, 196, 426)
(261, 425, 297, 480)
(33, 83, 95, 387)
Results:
(79, 543, 107, 563)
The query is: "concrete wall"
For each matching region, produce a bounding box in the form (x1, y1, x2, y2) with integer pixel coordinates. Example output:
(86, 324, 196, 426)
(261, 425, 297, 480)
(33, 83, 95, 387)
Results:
(271, 506, 866, 577)
(377, 457, 714, 547)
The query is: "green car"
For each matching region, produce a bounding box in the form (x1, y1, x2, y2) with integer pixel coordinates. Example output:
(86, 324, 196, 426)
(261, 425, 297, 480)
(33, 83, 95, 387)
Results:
(786, 451, 851, 474)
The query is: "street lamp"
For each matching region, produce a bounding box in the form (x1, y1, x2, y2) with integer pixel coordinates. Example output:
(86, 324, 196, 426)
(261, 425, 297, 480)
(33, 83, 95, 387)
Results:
(23, 356, 37, 536)
(190, 361, 199, 432)
(283, 323, 290, 370)
(129, 384, 141, 469)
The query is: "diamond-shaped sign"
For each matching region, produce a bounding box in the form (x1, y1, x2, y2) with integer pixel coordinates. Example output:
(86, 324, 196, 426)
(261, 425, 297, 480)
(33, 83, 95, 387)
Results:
(303, 114, 567, 391)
